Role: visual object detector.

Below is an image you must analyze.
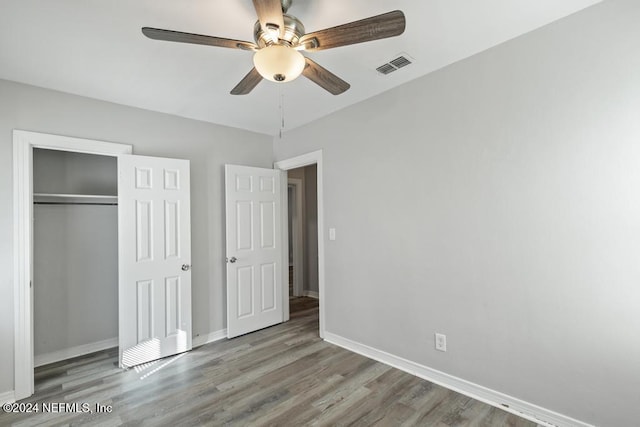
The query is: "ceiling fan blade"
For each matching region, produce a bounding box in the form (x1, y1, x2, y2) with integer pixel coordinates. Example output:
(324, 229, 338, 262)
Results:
(252, 0, 285, 38)
(230, 67, 263, 95)
(302, 57, 350, 95)
(298, 10, 406, 51)
(142, 27, 258, 51)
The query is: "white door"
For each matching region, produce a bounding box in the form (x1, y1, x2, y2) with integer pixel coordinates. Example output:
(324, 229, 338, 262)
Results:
(118, 154, 192, 367)
(225, 165, 283, 338)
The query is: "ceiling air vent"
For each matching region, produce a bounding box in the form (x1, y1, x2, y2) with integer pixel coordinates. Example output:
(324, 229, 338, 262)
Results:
(376, 63, 397, 75)
(376, 53, 413, 76)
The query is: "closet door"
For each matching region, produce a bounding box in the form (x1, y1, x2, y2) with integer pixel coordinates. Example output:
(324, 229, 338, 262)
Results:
(118, 154, 192, 367)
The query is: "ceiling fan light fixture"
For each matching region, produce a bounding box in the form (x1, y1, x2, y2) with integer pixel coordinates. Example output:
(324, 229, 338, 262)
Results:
(253, 45, 305, 83)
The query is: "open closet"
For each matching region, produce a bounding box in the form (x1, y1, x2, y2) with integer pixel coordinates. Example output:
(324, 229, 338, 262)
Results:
(32, 148, 118, 368)
(14, 131, 194, 400)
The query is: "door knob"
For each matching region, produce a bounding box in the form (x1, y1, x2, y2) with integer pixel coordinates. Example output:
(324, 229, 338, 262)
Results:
(181, 264, 191, 271)
(228, 257, 237, 263)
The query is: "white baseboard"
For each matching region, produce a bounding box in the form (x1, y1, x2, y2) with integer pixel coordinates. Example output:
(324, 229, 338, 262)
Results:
(302, 290, 319, 299)
(192, 329, 227, 348)
(33, 330, 228, 368)
(34, 337, 118, 368)
(324, 332, 592, 427)
(0, 390, 15, 405)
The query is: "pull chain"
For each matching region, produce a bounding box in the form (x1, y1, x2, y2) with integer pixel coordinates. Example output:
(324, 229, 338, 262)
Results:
(279, 88, 285, 139)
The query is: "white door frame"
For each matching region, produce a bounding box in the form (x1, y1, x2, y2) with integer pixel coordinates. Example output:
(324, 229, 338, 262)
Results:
(274, 150, 325, 338)
(288, 178, 304, 298)
(12, 130, 132, 400)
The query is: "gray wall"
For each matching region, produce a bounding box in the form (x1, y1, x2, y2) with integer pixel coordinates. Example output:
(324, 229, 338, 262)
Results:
(34, 205, 118, 356)
(33, 149, 118, 357)
(0, 79, 272, 394)
(34, 149, 117, 196)
(273, 1, 640, 426)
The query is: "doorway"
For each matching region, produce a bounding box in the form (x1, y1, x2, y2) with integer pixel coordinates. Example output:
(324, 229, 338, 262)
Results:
(287, 165, 319, 320)
(13, 130, 132, 400)
(274, 150, 325, 337)
(287, 164, 319, 319)
(32, 148, 119, 372)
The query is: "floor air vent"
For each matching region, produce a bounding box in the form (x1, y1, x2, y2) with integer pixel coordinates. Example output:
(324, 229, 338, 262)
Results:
(376, 54, 413, 75)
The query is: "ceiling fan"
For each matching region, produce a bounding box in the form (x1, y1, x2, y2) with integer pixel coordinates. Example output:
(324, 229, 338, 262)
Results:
(142, 0, 406, 95)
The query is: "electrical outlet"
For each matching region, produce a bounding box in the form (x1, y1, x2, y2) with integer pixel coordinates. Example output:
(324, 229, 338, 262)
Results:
(435, 333, 447, 352)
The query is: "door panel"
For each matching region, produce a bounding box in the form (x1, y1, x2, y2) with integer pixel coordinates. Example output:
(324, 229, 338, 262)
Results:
(119, 154, 192, 367)
(237, 266, 254, 318)
(261, 263, 276, 311)
(226, 165, 283, 338)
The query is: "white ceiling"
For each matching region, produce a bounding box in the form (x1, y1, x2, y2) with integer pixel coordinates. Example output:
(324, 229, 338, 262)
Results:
(0, 0, 601, 136)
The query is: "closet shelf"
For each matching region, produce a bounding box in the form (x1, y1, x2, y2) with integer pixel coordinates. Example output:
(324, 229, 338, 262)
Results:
(34, 193, 118, 205)
(34, 193, 117, 199)
(33, 193, 118, 200)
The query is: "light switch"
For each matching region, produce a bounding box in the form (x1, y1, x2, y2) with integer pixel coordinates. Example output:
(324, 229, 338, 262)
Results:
(329, 228, 336, 241)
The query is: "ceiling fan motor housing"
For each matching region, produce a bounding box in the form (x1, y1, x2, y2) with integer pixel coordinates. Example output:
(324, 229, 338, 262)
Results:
(254, 14, 305, 47)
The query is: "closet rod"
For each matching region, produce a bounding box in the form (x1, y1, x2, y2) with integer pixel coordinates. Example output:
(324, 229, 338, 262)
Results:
(34, 202, 118, 206)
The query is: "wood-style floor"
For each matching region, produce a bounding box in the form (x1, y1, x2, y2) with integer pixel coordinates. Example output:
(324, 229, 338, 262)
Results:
(1, 298, 536, 426)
